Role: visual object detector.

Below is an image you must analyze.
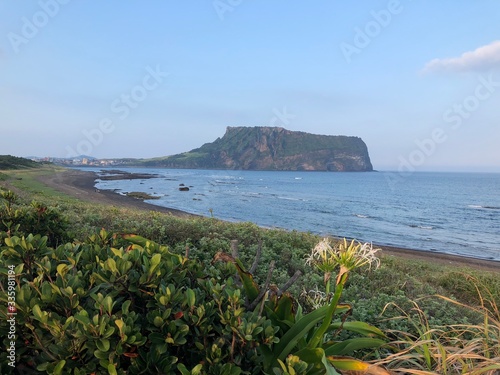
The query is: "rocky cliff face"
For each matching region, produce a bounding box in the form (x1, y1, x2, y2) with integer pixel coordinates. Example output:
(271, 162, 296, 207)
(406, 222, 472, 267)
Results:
(143, 127, 373, 171)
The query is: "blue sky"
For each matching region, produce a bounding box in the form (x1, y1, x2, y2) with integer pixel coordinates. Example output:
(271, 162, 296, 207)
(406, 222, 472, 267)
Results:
(1, 1, 499, 172)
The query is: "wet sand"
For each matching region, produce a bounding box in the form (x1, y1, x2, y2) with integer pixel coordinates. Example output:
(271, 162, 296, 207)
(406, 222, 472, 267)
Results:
(37, 168, 499, 272)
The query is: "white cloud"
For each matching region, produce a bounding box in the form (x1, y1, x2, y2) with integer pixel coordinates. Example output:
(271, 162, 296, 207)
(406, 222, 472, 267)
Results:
(422, 40, 500, 73)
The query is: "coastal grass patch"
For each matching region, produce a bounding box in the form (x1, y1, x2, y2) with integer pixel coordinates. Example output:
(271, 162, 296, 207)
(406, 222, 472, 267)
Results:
(435, 271, 500, 308)
(0, 165, 70, 201)
(375, 284, 500, 374)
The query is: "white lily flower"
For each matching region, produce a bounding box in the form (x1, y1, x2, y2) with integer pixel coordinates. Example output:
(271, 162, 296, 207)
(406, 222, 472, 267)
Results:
(306, 237, 381, 274)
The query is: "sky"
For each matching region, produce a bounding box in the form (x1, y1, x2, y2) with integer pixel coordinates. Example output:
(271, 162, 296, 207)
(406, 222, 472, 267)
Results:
(1, 1, 500, 172)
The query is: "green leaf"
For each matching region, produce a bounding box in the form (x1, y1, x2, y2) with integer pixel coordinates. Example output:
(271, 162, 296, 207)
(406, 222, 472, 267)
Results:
(276, 359, 288, 373)
(37, 362, 49, 371)
(329, 357, 367, 370)
(235, 264, 259, 301)
(195, 341, 204, 350)
(186, 288, 196, 308)
(122, 300, 131, 315)
(107, 363, 118, 375)
(274, 304, 329, 362)
(151, 253, 161, 267)
(149, 253, 161, 275)
(295, 348, 340, 375)
(149, 332, 165, 344)
(213, 252, 260, 301)
(96, 338, 110, 352)
(122, 234, 149, 248)
(327, 357, 391, 373)
(177, 364, 190, 375)
(154, 316, 163, 327)
(75, 311, 91, 326)
(274, 293, 295, 323)
(115, 319, 124, 338)
(110, 247, 123, 258)
(53, 360, 66, 375)
(99, 228, 108, 240)
(191, 364, 203, 375)
(14, 263, 24, 274)
(94, 349, 108, 360)
(105, 258, 118, 274)
(328, 321, 386, 338)
(56, 263, 68, 277)
(103, 326, 115, 338)
(41, 282, 53, 302)
(324, 338, 386, 356)
(103, 295, 114, 315)
(32, 304, 43, 321)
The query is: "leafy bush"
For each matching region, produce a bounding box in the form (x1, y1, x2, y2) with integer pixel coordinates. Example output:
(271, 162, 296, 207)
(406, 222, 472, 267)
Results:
(1, 231, 394, 374)
(0, 231, 281, 374)
(1, 190, 70, 246)
(0, 155, 40, 170)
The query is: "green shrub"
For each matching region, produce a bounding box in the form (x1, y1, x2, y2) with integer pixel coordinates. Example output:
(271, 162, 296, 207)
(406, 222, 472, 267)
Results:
(0, 231, 281, 374)
(1, 190, 70, 246)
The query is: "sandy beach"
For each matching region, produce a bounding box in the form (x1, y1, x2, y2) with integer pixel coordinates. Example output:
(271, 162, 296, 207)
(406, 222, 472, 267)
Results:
(37, 168, 499, 273)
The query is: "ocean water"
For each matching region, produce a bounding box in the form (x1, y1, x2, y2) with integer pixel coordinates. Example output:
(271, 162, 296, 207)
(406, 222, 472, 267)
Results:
(83, 168, 500, 262)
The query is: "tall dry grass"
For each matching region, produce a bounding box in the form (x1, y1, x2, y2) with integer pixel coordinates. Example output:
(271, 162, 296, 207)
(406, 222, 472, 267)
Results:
(374, 275, 500, 374)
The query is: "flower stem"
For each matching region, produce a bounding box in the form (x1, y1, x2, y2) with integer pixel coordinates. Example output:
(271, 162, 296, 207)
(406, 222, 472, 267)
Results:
(308, 268, 349, 348)
(325, 273, 331, 296)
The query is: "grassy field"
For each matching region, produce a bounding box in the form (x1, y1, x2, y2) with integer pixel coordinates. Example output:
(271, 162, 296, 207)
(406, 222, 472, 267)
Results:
(1, 165, 72, 199)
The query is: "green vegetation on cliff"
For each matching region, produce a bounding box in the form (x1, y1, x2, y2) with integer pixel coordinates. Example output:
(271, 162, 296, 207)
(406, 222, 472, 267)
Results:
(138, 127, 373, 171)
(0, 155, 40, 170)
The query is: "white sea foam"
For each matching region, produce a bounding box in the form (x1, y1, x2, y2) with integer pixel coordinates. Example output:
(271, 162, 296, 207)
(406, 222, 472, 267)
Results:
(468, 204, 500, 210)
(468, 204, 483, 209)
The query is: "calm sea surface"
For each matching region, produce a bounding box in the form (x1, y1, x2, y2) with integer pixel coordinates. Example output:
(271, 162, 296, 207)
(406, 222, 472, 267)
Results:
(82, 168, 500, 261)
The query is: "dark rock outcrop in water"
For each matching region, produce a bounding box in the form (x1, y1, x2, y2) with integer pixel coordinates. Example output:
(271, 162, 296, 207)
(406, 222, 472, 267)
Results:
(141, 127, 373, 171)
